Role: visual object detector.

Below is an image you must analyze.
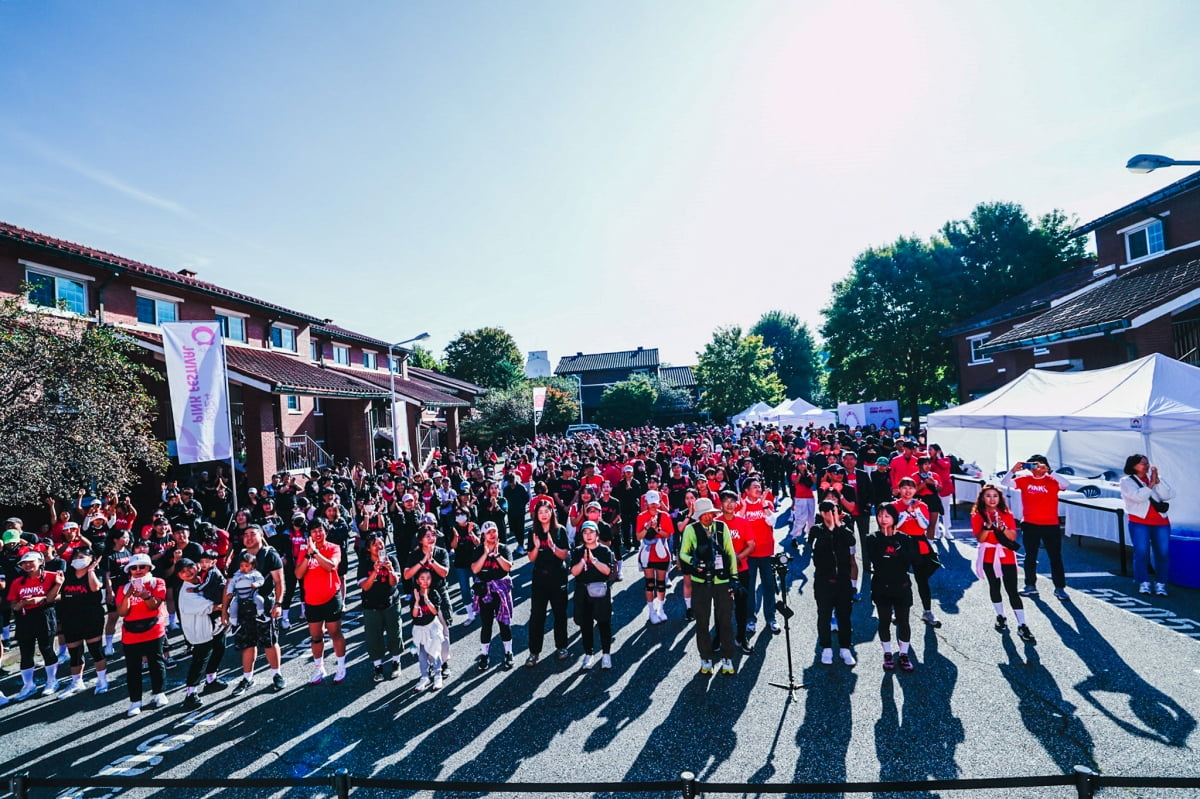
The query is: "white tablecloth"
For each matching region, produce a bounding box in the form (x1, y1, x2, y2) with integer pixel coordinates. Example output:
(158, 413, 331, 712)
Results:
(1059, 492, 1126, 544)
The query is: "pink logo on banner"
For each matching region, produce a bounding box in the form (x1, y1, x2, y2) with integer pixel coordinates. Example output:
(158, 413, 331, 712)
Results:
(162, 322, 232, 464)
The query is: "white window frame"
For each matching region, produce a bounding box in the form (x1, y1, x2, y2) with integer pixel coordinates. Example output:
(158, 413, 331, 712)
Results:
(285, 394, 302, 414)
(310, 341, 322, 362)
(313, 397, 324, 416)
(133, 287, 182, 327)
(967, 333, 993, 365)
(212, 306, 248, 343)
(362, 349, 378, 370)
(1122, 218, 1165, 264)
(21, 260, 93, 316)
(333, 345, 351, 366)
(270, 322, 298, 352)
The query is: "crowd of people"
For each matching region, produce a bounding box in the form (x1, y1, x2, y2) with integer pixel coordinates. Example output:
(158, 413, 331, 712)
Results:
(0, 421, 1175, 714)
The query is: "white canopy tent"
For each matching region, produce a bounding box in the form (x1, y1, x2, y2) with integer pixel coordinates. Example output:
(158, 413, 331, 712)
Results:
(927, 353, 1200, 530)
(762, 397, 837, 428)
(731, 401, 773, 426)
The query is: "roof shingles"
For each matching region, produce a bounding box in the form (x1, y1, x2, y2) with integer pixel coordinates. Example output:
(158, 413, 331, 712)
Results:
(556, 348, 659, 374)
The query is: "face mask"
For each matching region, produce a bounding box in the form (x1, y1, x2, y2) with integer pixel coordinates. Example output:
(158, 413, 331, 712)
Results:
(71, 558, 90, 570)
(364, 504, 376, 513)
(455, 514, 468, 524)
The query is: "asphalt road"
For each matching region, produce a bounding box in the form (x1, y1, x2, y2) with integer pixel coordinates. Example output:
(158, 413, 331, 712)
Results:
(2, 517, 1198, 799)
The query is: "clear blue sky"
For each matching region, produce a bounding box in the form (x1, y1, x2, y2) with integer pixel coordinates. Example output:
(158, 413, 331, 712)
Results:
(2, 1, 1199, 368)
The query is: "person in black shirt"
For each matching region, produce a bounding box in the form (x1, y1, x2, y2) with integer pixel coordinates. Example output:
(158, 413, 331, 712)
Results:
(570, 521, 615, 670)
(525, 501, 570, 666)
(808, 500, 859, 666)
(611, 467, 644, 551)
(471, 522, 514, 671)
(357, 533, 402, 682)
(403, 525, 453, 678)
(548, 464, 580, 525)
(56, 546, 108, 698)
(865, 504, 918, 672)
(502, 474, 530, 556)
(389, 493, 423, 562)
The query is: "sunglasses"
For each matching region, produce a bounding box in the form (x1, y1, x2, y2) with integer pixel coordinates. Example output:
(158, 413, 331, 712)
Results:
(129, 565, 151, 572)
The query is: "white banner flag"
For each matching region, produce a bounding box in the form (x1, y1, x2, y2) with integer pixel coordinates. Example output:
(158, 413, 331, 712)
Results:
(532, 386, 547, 426)
(162, 322, 233, 464)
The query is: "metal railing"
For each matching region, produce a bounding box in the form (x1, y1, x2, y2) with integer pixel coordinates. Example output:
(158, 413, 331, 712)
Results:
(276, 433, 334, 473)
(8, 766, 1200, 798)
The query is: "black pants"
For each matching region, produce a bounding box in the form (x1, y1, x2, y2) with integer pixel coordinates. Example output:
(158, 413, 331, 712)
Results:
(815, 581, 853, 650)
(282, 568, 299, 611)
(507, 514, 526, 549)
(575, 591, 613, 654)
(1021, 522, 1066, 590)
(693, 580, 735, 660)
(852, 514, 871, 567)
(986, 562, 1024, 609)
(124, 637, 165, 702)
(185, 636, 226, 687)
(479, 600, 512, 644)
(621, 517, 637, 549)
(872, 596, 912, 643)
(734, 571, 750, 642)
(528, 582, 568, 655)
(913, 555, 940, 612)
(16, 608, 56, 669)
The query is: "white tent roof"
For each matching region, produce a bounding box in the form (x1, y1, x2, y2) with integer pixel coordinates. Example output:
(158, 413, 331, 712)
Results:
(762, 397, 836, 427)
(731, 401, 773, 425)
(928, 354, 1200, 433)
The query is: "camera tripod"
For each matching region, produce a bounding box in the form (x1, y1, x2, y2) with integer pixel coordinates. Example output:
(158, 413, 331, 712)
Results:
(767, 554, 807, 697)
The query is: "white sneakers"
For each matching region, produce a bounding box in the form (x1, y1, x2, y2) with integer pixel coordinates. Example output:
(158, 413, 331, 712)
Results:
(720, 659, 735, 675)
(14, 683, 39, 701)
(1139, 582, 1152, 595)
(581, 654, 596, 671)
(1155, 583, 1169, 596)
(746, 619, 757, 633)
(415, 676, 432, 692)
(840, 649, 857, 666)
(432, 673, 444, 691)
(466, 608, 477, 624)
(58, 680, 87, 699)
(310, 667, 326, 685)
(151, 693, 169, 709)
(700, 660, 714, 674)
(94, 678, 109, 695)
(126, 703, 141, 718)
(600, 654, 612, 670)
(820, 648, 834, 665)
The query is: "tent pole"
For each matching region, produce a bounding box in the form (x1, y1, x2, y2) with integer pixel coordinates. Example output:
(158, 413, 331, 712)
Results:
(1003, 423, 1010, 471)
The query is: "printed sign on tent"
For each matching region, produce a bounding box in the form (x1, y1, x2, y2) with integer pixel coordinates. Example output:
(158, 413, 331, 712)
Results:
(162, 322, 232, 464)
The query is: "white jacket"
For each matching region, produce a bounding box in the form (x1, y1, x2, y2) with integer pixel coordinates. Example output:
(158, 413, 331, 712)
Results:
(1119, 474, 1175, 521)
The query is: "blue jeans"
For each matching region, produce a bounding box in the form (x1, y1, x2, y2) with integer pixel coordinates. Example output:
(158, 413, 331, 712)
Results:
(746, 556, 778, 624)
(455, 567, 474, 611)
(1129, 521, 1170, 585)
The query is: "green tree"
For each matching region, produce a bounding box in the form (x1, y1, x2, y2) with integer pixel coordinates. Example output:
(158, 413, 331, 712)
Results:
(443, 327, 523, 390)
(941, 201, 1088, 319)
(407, 344, 441, 371)
(750, 310, 822, 402)
(695, 326, 786, 422)
(0, 292, 168, 505)
(820, 236, 959, 424)
(461, 380, 579, 444)
(596, 375, 658, 428)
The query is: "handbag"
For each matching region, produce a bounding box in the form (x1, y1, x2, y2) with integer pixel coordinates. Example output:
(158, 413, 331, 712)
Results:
(1150, 497, 1170, 514)
(585, 581, 608, 598)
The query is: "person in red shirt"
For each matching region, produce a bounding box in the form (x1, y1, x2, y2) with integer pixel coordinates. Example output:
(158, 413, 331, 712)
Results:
(295, 519, 346, 684)
(4, 550, 64, 704)
(1002, 454, 1071, 601)
(740, 479, 780, 635)
(719, 490, 755, 654)
(1120, 454, 1175, 597)
(889, 440, 921, 494)
(116, 553, 169, 716)
(892, 477, 941, 628)
(971, 485, 1034, 643)
(635, 491, 674, 624)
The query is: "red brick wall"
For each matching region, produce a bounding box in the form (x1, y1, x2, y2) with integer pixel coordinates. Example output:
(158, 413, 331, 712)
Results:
(1093, 189, 1200, 268)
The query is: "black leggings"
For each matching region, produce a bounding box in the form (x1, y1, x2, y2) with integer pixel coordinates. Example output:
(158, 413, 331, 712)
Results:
(576, 593, 613, 655)
(124, 637, 165, 702)
(815, 583, 853, 650)
(913, 557, 940, 612)
(185, 636, 227, 687)
(479, 602, 512, 643)
(282, 568, 299, 610)
(16, 609, 56, 669)
(985, 563, 1024, 609)
(872, 597, 912, 643)
(528, 583, 568, 656)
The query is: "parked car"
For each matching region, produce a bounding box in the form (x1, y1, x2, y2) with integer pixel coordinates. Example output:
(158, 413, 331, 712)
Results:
(565, 423, 602, 436)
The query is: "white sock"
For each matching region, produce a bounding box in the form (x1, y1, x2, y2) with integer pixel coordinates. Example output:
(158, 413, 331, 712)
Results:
(899, 641, 910, 654)
(104, 635, 113, 647)
(243, 670, 254, 681)
(96, 669, 108, 684)
(684, 597, 692, 609)
(168, 613, 177, 626)
(186, 685, 197, 695)
(45, 664, 58, 683)
(992, 603, 1005, 616)
(269, 669, 280, 678)
(479, 644, 489, 656)
(881, 640, 893, 654)
(206, 673, 216, 683)
(503, 640, 513, 654)
(312, 658, 323, 669)
(1015, 609, 1027, 625)
(58, 644, 68, 658)
(129, 700, 141, 710)
(71, 674, 85, 686)
(373, 659, 382, 667)
(20, 667, 36, 688)
(336, 656, 346, 669)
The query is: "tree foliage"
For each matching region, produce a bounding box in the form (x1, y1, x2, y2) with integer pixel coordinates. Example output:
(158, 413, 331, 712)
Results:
(820, 201, 1089, 421)
(0, 293, 168, 505)
(407, 344, 441, 371)
(462, 380, 579, 445)
(749, 310, 822, 402)
(443, 327, 523, 390)
(596, 375, 658, 429)
(695, 326, 786, 422)
(821, 236, 959, 424)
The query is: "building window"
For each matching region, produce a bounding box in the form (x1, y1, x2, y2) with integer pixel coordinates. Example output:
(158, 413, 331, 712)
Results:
(270, 325, 297, 352)
(313, 397, 324, 415)
(25, 268, 89, 315)
(1125, 219, 1165, 262)
(285, 395, 301, 413)
(362, 351, 378, 370)
(333, 345, 350, 366)
(310, 341, 322, 362)
(136, 295, 179, 326)
(215, 313, 246, 342)
(967, 333, 992, 365)
(389, 355, 400, 373)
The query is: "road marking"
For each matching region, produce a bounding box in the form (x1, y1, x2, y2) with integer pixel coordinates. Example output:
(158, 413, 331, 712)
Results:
(1063, 572, 1115, 578)
(1079, 587, 1200, 640)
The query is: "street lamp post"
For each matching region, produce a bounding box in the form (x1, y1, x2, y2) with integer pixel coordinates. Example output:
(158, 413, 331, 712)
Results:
(570, 373, 583, 424)
(388, 332, 431, 462)
(1126, 154, 1200, 174)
